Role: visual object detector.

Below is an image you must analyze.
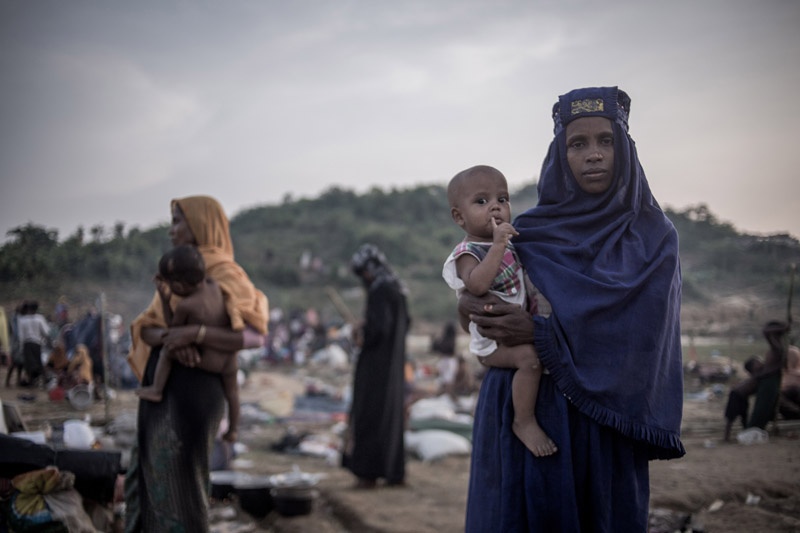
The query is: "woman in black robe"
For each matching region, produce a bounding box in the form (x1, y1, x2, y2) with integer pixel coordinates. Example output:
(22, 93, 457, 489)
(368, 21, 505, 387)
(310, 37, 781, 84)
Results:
(342, 244, 411, 488)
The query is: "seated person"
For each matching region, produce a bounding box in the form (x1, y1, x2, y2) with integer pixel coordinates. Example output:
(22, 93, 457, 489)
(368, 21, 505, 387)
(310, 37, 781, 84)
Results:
(65, 344, 94, 389)
(45, 341, 69, 382)
(431, 321, 456, 355)
(436, 352, 458, 398)
(779, 345, 800, 420)
(452, 354, 477, 397)
(724, 320, 788, 441)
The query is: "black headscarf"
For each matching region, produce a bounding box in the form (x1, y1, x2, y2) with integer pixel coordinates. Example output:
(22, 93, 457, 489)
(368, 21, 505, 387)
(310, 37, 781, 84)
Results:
(351, 244, 404, 293)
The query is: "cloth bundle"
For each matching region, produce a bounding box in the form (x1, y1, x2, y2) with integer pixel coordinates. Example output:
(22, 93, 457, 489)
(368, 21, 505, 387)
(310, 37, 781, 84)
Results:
(3, 466, 97, 533)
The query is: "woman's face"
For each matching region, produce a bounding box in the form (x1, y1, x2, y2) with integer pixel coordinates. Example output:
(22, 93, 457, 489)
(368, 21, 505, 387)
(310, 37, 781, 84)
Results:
(565, 116, 615, 195)
(169, 204, 196, 247)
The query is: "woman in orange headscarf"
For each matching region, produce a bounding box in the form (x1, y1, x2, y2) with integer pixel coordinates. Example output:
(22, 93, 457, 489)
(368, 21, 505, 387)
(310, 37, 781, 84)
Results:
(124, 195, 268, 532)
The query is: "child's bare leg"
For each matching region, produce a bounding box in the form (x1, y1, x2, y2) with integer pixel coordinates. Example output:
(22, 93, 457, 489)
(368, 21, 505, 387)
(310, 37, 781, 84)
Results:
(511, 358, 557, 456)
(193, 350, 240, 441)
(136, 347, 173, 402)
(195, 350, 240, 440)
(482, 344, 557, 457)
(220, 355, 240, 443)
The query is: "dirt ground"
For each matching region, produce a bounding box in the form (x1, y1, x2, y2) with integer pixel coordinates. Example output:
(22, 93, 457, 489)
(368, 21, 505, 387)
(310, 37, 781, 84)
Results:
(3, 363, 800, 533)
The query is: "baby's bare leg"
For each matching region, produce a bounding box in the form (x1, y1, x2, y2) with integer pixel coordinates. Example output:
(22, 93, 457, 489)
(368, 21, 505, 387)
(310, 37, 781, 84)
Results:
(136, 347, 173, 403)
(482, 344, 557, 457)
(221, 369, 240, 443)
(193, 349, 240, 439)
(192, 349, 240, 441)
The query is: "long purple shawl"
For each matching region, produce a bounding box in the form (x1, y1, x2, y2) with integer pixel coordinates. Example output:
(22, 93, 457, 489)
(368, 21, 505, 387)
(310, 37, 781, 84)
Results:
(513, 86, 684, 459)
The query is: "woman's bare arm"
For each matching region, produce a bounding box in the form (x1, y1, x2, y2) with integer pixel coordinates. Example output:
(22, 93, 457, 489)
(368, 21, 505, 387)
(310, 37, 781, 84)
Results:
(141, 326, 168, 347)
(159, 324, 246, 367)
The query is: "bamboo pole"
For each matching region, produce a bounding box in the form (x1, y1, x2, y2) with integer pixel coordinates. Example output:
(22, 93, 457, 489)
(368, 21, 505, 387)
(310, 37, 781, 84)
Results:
(787, 263, 796, 330)
(98, 292, 110, 424)
(325, 286, 357, 324)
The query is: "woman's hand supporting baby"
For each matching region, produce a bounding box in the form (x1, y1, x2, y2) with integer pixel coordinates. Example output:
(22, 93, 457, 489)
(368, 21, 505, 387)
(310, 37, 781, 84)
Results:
(458, 291, 535, 346)
(161, 325, 202, 367)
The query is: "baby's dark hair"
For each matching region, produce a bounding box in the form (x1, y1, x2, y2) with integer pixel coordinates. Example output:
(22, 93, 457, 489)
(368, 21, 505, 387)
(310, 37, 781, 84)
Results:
(447, 165, 506, 207)
(159, 244, 205, 285)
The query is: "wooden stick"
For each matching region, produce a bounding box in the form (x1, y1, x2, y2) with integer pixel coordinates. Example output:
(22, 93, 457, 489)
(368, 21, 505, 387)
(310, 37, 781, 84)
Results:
(787, 263, 796, 329)
(325, 286, 357, 324)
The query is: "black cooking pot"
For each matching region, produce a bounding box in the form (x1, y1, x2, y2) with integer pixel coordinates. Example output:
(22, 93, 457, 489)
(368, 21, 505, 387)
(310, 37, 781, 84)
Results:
(210, 470, 245, 501)
(271, 487, 318, 517)
(233, 475, 275, 519)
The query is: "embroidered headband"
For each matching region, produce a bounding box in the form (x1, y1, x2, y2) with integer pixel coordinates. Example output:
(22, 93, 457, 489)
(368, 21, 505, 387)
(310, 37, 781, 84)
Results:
(551, 86, 631, 134)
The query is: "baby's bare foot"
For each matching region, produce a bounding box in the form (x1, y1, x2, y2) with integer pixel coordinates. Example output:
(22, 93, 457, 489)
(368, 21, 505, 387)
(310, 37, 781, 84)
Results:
(223, 429, 238, 443)
(136, 387, 163, 403)
(513, 419, 558, 457)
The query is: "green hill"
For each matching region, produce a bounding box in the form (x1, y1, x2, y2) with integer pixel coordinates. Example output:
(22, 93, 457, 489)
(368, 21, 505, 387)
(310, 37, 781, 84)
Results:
(1, 184, 797, 339)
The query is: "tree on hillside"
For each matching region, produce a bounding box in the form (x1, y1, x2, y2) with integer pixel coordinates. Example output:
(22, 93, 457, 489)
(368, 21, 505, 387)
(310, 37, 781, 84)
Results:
(1, 187, 798, 324)
(0, 224, 59, 281)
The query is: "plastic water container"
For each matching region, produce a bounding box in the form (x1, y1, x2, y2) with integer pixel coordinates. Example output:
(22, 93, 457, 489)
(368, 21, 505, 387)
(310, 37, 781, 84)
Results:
(63, 419, 96, 449)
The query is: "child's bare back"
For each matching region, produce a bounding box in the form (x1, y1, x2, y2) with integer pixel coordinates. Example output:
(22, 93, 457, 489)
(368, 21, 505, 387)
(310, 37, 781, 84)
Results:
(137, 244, 242, 442)
(174, 278, 231, 373)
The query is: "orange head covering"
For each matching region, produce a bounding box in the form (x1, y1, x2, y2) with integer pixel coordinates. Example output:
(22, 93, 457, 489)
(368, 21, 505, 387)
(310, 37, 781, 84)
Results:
(47, 343, 69, 372)
(127, 195, 269, 382)
(68, 344, 94, 384)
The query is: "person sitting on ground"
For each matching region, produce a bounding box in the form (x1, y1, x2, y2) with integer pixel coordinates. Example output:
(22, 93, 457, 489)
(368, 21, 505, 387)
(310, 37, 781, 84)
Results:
(136, 244, 241, 443)
(66, 344, 94, 389)
(45, 341, 70, 382)
(778, 343, 800, 420)
(723, 355, 766, 441)
(436, 349, 458, 398)
(724, 320, 788, 441)
(431, 321, 456, 355)
(452, 354, 477, 397)
(443, 164, 556, 457)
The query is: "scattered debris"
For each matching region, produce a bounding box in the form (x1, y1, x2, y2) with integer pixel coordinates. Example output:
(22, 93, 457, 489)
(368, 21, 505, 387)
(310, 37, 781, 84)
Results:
(648, 507, 695, 533)
(737, 427, 769, 445)
(745, 493, 761, 506)
(708, 499, 724, 512)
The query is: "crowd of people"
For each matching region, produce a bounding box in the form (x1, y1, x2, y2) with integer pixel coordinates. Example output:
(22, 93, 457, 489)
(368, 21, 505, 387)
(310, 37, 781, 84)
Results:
(115, 87, 690, 531)
(0, 296, 128, 399)
(3, 86, 798, 533)
(263, 306, 352, 367)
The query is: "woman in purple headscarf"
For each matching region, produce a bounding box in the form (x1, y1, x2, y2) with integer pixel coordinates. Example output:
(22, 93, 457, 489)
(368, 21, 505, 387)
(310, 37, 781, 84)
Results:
(460, 87, 685, 531)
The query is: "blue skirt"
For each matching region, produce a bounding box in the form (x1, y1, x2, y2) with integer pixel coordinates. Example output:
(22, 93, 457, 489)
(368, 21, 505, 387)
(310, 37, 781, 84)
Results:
(465, 368, 650, 533)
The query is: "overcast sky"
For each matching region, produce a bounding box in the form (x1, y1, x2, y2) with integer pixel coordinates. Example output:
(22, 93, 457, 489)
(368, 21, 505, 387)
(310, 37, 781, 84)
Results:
(1, 0, 799, 244)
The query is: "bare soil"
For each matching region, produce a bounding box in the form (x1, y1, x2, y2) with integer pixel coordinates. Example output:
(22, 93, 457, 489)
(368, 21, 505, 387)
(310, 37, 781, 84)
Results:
(3, 363, 800, 533)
